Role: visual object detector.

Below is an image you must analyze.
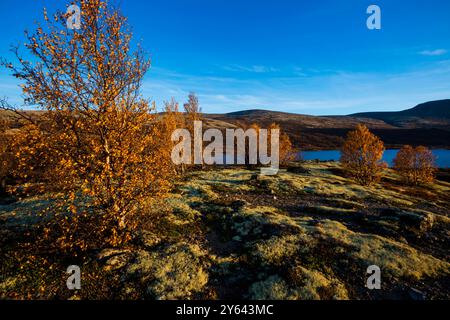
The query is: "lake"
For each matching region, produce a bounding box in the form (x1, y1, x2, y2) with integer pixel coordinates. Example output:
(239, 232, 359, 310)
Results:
(300, 149, 450, 168)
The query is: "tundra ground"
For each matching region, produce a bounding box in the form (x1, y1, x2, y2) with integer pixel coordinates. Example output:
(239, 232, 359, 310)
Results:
(1, 162, 449, 300)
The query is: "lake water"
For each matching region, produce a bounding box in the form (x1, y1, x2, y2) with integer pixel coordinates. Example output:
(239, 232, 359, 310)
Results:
(300, 149, 450, 168)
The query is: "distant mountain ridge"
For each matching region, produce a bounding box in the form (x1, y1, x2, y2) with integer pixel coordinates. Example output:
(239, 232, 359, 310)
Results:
(350, 100, 450, 128)
(206, 99, 450, 149)
(2, 100, 449, 150)
(208, 99, 450, 129)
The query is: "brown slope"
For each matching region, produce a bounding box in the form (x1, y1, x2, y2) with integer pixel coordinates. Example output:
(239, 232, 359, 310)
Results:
(205, 109, 450, 150)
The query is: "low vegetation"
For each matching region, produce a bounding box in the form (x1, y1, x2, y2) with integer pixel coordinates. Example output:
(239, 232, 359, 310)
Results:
(0, 0, 448, 301)
(393, 145, 436, 185)
(1, 162, 449, 300)
(341, 124, 386, 185)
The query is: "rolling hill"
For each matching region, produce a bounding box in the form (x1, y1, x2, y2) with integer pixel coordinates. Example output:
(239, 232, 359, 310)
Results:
(351, 100, 450, 128)
(2, 100, 450, 150)
(206, 100, 450, 150)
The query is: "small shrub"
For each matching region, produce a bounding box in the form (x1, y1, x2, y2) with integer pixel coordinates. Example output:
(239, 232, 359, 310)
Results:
(340, 124, 386, 185)
(268, 123, 297, 166)
(393, 145, 436, 185)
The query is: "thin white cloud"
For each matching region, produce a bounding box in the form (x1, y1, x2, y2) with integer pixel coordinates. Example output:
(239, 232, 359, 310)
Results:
(419, 49, 447, 56)
(3, 62, 450, 115)
(141, 60, 450, 115)
(223, 64, 279, 73)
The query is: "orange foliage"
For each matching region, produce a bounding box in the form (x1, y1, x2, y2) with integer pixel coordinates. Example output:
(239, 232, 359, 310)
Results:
(239, 122, 295, 168)
(268, 123, 296, 166)
(0, 118, 14, 192)
(393, 145, 436, 185)
(244, 123, 261, 168)
(162, 98, 185, 174)
(1, 0, 175, 250)
(340, 124, 386, 185)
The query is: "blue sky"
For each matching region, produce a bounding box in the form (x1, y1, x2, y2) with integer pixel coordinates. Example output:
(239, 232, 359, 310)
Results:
(0, 0, 449, 115)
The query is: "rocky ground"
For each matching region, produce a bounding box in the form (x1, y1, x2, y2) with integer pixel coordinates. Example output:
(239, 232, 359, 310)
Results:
(1, 162, 449, 300)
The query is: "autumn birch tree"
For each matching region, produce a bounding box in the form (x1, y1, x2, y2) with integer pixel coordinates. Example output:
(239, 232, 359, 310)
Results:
(1, 0, 174, 248)
(183, 92, 203, 168)
(268, 123, 296, 166)
(340, 124, 386, 185)
(393, 145, 436, 185)
(162, 98, 185, 174)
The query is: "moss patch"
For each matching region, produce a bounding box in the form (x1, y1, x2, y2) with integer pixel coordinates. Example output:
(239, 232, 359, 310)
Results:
(125, 243, 208, 299)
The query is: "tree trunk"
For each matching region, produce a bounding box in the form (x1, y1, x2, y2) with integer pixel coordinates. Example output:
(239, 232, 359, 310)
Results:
(0, 177, 6, 196)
